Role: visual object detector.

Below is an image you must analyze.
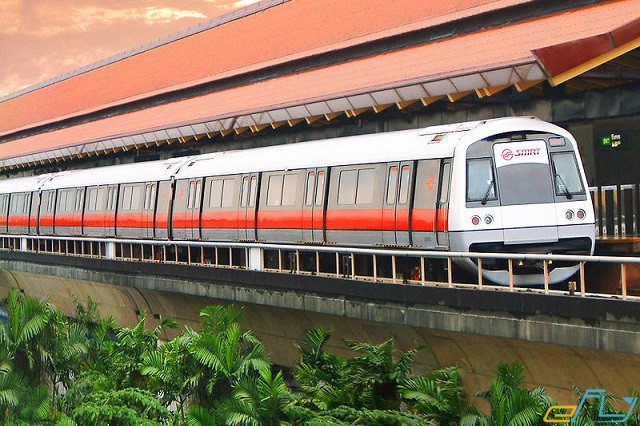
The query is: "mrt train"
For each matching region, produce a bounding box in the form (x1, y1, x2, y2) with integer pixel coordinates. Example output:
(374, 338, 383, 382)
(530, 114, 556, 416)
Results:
(0, 117, 595, 285)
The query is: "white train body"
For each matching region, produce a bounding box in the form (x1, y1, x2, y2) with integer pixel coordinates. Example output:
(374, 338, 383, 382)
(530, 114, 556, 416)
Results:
(0, 117, 595, 285)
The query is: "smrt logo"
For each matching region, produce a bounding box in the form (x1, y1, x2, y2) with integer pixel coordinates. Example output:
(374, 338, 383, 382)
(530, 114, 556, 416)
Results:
(501, 149, 514, 161)
(501, 147, 541, 161)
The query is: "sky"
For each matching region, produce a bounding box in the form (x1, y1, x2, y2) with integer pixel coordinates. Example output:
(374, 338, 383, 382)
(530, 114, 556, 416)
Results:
(0, 0, 260, 98)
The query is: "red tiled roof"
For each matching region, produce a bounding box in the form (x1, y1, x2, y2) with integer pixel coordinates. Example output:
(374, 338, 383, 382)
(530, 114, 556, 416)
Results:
(2, 0, 639, 164)
(0, 0, 537, 136)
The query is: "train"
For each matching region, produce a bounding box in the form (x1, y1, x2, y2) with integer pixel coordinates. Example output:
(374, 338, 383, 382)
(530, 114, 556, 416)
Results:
(0, 117, 595, 285)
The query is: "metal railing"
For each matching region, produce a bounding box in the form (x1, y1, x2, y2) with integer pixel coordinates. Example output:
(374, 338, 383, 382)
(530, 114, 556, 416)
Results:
(591, 184, 640, 239)
(1, 234, 639, 302)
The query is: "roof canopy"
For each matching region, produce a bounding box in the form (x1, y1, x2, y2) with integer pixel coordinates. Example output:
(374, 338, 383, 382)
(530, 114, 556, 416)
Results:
(1, 0, 640, 171)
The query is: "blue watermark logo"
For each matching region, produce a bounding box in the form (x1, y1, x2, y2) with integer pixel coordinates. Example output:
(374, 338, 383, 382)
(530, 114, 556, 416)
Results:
(544, 389, 638, 423)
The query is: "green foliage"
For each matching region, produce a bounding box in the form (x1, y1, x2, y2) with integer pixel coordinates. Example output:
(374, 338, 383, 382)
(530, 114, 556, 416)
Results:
(460, 361, 553, 426)
(71, 388, 170, 426)
(569, 386, 640, 426)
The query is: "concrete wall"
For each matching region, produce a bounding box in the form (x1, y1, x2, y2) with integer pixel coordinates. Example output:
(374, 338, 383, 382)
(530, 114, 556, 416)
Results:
(1, 256, 640, 406)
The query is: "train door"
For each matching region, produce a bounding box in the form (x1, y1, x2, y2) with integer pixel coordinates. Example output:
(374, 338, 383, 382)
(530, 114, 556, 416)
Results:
(302, 168, 327, 243)
(105, 186, 117, 236)
(74, 188, 85, 235)
(142, 182, 157, 239)
(239, 174, 259, 240)
(436, 160, 452, 248)
(29, 191, 39, 235)
(177, 178, 202, 240)
(382, 162, 414, 245)
(39, 190, 55, 235)
(411, 160, 440, 249)
(155, 181, 171, 239)
(0, 194, 9, 234)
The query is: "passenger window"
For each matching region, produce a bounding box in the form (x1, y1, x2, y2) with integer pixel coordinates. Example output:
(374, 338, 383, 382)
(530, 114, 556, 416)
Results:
(315, 172, 325, 206)
(187, 182, 195, 209)
(194, 181, 202, 209)
(23, 193, 30, 214)
(338, 169, 357, 205)
(398, 166, 411, 205)
(88, 188, 98, 211)
(221, 179, 235, 208)
(122, 186, 133, 210)
(355, 168, 375, 205)
(386, 166, 398, 205)
(96, 187, 106, 211)
(241, 177, 249, 208)
(282, 174, 297, 206)
(439, 162, 452, 204)
(249, 176, 257, 208)
(466, 158, 495, 202)
(305, 172, 316, 206)
(209, 180, 223, 208)
(267, 175, 284, 206)
(76, 189, 83, 212)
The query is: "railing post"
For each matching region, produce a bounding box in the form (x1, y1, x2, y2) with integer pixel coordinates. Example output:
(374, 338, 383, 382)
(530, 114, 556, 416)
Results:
(248, 247, 262, 271)
(105, 242, 116, 260)
(621, 263, 628, 300)
(580, 262, 586, 297)
(508, 259, 514, 291)
(543, 260, 549, 294)
(477, 258, 483, 288)
(447, 257, 453, 287)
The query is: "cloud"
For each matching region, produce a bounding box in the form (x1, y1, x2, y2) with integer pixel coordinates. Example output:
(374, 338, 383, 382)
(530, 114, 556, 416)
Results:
(0, 0, 22, 35)
(232, 0, 262, 8)
(2, 5, 208, 37)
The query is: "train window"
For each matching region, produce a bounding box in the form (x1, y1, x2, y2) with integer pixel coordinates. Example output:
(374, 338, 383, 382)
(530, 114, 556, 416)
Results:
(194, 181, 202, 209)
(282, 174, 297, 206)
(209, 180, 223, 208)
(315, 172, 325, 206)
(107, 188, 115, 211)
(88, 188, 98, 211)
(143, 185, 150, 210)
(187, 182, 195, 209)
(305, 172, 316, 206)
(386, 166, 398, 205)
(338, 169, 357, 205)
(221, 179, 235, 208)
(122, 186, 133, 210)
(75, 189, 83, 211)
(49, 191, 56, 213)
(551, 152, 585, 196)
(267, 175, 284, 206)
(355, 169, 375, 204)
(241, 177, 249, 208)
(466, 159, 495, 202)
(249, 176, 257, 208)
(23, 193, 30, 214)
(439, 162, 452, 204)
(398, 165, 411, 205)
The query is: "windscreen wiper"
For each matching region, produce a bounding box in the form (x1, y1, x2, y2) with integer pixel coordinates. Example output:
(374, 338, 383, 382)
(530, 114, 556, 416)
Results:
(481, 180, 494, 205)
(555, 173, 573, 200)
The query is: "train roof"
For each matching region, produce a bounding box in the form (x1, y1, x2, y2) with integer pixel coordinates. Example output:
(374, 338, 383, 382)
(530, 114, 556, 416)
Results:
(39, 157, 193, 190)
(0, 116, 568, 191)
(174, 121, 481, 180)
(0, 173, 56, 193)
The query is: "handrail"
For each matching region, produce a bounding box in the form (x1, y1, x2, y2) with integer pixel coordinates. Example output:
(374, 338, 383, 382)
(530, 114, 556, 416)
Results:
(1, 234, 638, 301)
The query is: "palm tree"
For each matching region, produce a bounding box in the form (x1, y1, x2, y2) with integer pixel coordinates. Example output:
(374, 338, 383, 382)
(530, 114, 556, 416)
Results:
(0, 289, 56, 383)
(460, 361, 553, 426)
(399, 366, 464, 425)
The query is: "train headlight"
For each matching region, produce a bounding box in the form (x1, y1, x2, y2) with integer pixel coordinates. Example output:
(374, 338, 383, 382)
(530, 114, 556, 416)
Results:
(471, 215, 481, 226)
(576, 209, 586, 220)
(565, 210, 574, 220)
(484, 215, 493, 225)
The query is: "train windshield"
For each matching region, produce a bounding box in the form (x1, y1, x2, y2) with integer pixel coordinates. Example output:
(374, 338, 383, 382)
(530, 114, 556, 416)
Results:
(467, 158, 496, 202)
(551, 152, 585, 197)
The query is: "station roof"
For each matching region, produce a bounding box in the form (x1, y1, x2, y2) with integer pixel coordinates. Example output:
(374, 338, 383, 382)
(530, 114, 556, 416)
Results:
(1, 0, 640, 171)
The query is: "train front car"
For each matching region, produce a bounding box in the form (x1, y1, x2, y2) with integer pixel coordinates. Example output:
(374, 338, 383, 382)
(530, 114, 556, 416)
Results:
(449, 117, 595, 285)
